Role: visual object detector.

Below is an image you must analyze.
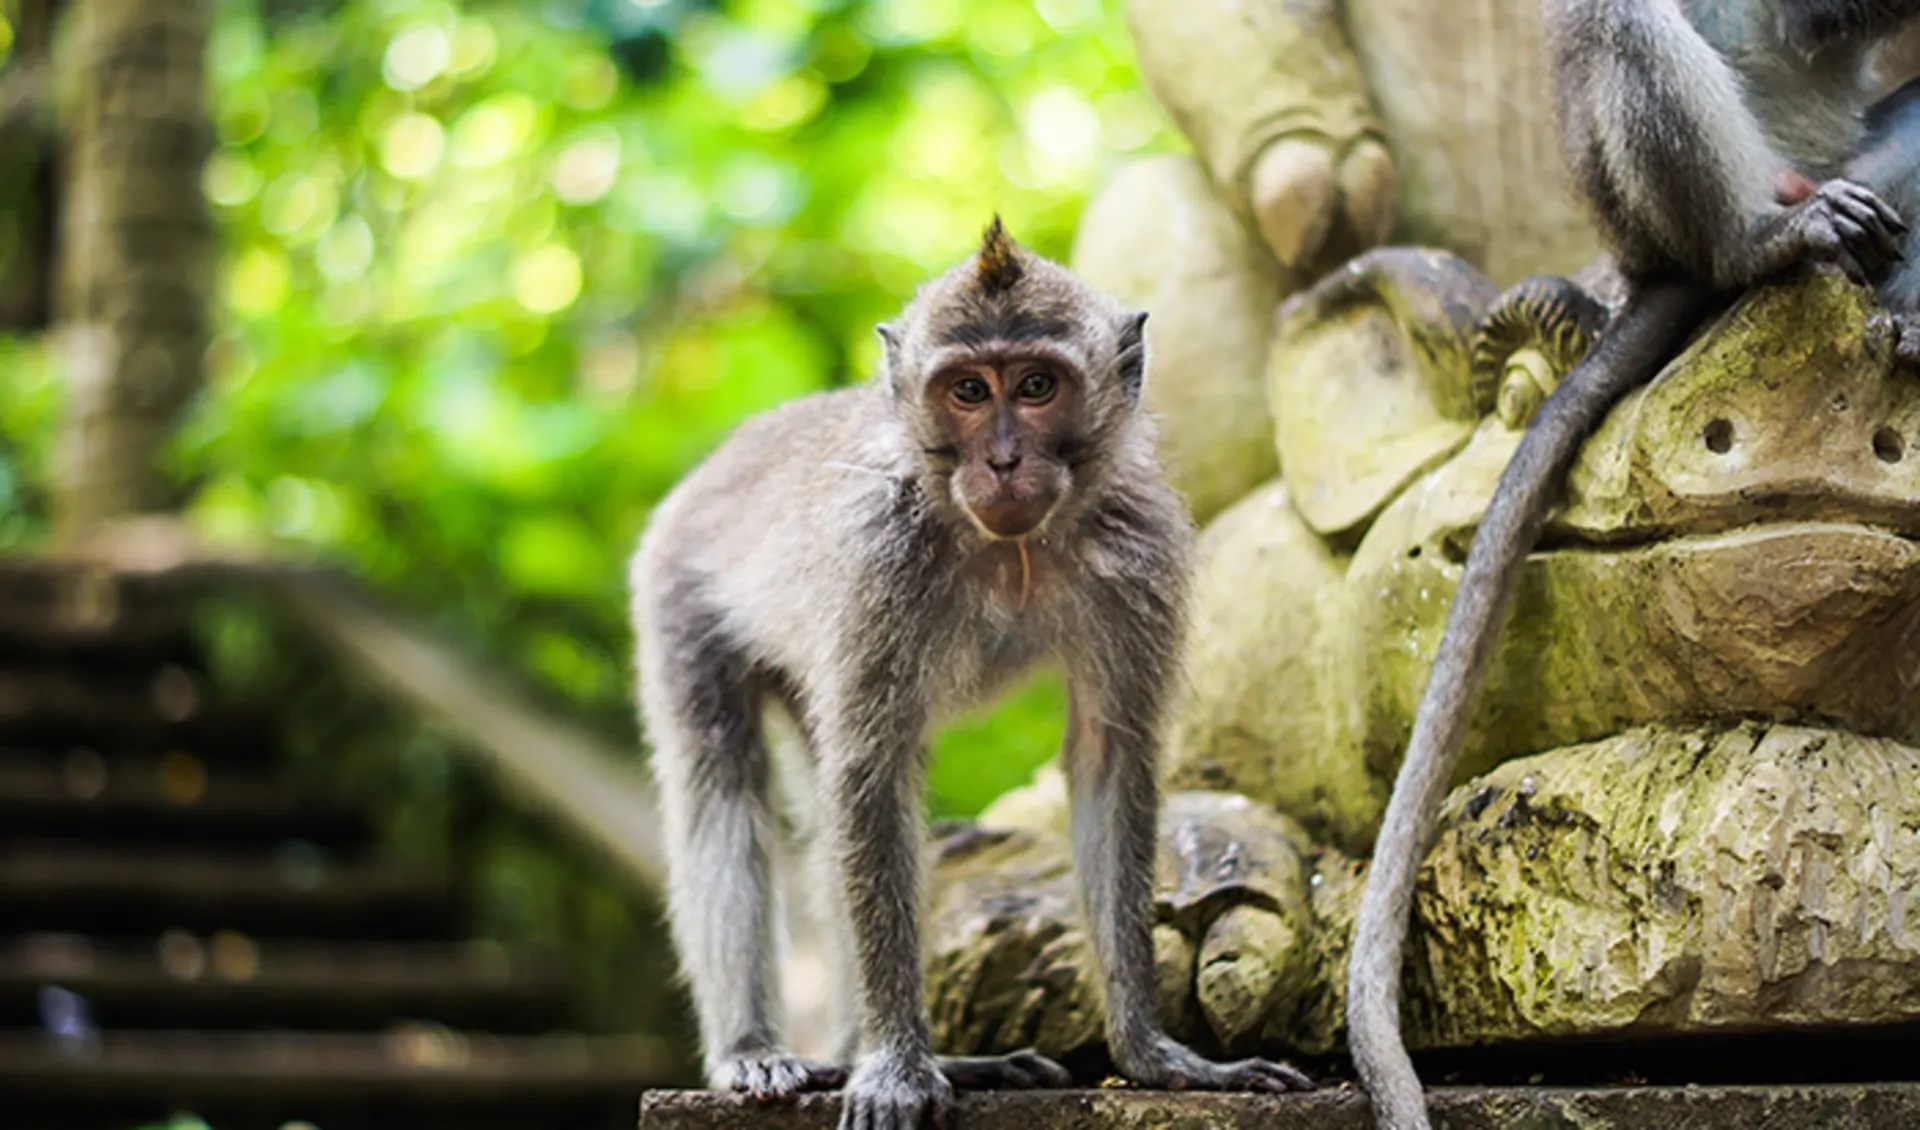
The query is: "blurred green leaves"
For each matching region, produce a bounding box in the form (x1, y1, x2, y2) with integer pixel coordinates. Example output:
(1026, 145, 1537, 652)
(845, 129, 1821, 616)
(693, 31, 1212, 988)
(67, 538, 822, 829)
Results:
(6, 0, 1178, 817)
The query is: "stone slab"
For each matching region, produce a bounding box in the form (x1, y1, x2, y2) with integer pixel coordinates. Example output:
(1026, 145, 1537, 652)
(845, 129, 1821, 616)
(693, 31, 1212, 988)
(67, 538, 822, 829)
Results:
(641, 1082, 1920, 1129)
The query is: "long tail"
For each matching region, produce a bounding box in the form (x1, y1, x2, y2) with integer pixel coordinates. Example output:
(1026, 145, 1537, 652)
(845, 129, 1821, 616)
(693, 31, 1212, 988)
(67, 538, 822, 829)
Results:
(1344, 278, 1717, 1130)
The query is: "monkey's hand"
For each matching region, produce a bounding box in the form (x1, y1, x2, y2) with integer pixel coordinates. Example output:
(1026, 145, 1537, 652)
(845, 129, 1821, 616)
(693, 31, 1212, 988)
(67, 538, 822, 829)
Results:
(839, 1049, 954, 1130)
(937, 1050, 1075, 1090)
(1116, 1031, 1315, 1094)
(1761, 178, 1908, 287)
(720, 1052, 848, 1102)
(1869, 310, 1920, 370)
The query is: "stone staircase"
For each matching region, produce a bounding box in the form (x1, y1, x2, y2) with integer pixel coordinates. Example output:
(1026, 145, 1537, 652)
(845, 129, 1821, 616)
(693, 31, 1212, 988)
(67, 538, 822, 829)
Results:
(0, 562, 675, 1130)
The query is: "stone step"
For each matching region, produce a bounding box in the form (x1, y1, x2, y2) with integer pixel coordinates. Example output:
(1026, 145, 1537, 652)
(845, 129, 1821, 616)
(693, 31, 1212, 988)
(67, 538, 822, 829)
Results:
(3, 1027, 678, 1130)
(0, 932, 572, 1032)
(640, 1082, 1920, 1130)
(0, 842, 466, 940)
(0, 751, 370, 851)
(0, 561, 200, 670)
(0, 663, 278, 751)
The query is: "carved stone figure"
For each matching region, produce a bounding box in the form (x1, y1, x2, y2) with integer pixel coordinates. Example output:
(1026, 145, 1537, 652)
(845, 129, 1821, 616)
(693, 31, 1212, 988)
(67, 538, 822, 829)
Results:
(1123, 0, 1598, 286)
(1077, 0, 1609, 526)
(925, 255, 1920, 1061)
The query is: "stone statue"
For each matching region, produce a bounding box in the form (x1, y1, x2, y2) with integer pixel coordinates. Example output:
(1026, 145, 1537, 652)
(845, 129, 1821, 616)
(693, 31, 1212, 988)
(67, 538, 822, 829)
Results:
(1073, 0, 1603, 522)
(918, 0, 1920, 1084)
(925, 255, 1920, 1065)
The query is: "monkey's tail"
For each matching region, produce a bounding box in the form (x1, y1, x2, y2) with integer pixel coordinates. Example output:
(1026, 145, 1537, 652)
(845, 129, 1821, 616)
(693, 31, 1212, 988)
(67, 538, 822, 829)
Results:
(1345, 278, 1718, 1130)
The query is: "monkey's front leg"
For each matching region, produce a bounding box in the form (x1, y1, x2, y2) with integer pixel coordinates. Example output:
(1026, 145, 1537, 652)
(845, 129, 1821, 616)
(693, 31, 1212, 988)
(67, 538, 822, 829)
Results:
(1064, 678, 1315, 1094)
(820, 701, 954, 1130)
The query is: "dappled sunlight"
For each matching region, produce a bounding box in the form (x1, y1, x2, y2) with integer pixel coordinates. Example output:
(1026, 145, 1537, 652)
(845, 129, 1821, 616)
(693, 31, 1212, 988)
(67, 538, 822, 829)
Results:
(0, 0, 1177, 819)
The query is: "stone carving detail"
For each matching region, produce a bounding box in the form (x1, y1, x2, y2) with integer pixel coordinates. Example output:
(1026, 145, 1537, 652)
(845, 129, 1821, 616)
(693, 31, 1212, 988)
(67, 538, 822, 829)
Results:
(927, 256, 1920, 1060)
(922, 0, 1920, 1075)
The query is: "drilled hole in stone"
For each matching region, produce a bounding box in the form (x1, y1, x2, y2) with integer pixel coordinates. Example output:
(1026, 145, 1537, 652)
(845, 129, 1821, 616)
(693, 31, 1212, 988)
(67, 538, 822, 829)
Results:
(1874, 426, 1904, 464)
(1703, 418, 1734, 455)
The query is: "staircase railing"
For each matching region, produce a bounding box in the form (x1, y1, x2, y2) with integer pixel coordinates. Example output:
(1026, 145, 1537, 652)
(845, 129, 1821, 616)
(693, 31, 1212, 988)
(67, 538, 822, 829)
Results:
(51, 520, 668, 896)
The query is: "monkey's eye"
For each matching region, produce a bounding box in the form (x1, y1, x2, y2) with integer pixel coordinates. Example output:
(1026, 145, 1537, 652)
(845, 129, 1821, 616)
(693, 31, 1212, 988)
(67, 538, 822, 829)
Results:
(1015, 371, 1056, 402)
(951, 377, 993, 406)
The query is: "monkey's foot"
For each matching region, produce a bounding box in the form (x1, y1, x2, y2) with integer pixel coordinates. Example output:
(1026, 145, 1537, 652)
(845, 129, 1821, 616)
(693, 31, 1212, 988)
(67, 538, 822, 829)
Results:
(720, 1051, 848, 1102)
(840, 1050, 953, 1130)
(1881, 311, 1920, 369)
(1119, 1032, 1315, 1095)
(937, 1049, 1075, 1090)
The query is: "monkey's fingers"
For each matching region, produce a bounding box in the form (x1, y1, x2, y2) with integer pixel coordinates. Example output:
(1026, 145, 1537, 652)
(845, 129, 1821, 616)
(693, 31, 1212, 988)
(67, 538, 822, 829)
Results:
(1824, 181, 1909, 259)
(937, 1051, 1073, 1090)
(1827, 215, 1894, 279)
(730, 1054, 849, 1101)
(1890, 313, 1920, 370)
(1824, 178, 1906, 228)
(1219, 1057, 1317, 1094)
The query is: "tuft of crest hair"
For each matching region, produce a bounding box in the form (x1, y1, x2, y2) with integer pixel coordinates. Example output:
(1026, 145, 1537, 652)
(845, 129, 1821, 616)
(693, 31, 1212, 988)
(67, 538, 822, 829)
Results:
(974, 215, 1025, 296)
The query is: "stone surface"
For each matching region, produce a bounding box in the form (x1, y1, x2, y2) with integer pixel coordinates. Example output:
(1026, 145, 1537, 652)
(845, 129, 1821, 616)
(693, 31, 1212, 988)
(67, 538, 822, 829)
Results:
(933, 723, 1920, 1056)
(1346, 274, 1920, 808)
(1122, 0, 1598, 284)
(640, 1082, 1920, 1130)
(1341, 0, 1600, 284)
(1410, 722, 1920, 1046)
(1163, 480, 1378, 851)
(1070, 155, 1285, 524)
(1123, 0, 1389, 275)
(933, 791, 1324, 1060)
(1162, 254, 1920, 851)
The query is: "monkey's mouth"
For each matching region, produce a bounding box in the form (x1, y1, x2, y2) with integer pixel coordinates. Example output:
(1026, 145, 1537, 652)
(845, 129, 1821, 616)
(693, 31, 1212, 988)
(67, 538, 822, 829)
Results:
(967, 498, 1056, 540)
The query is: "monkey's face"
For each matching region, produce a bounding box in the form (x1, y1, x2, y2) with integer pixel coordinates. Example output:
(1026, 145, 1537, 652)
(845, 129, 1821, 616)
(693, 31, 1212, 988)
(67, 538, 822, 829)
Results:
(927, 358, 1084, 539)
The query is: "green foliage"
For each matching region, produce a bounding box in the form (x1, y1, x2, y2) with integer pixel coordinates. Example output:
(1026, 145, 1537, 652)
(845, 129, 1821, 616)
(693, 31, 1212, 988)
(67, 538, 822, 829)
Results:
(6, 0, 1177, 820)
(0, 335, 55, 543)
(177, 0, 1173, 817)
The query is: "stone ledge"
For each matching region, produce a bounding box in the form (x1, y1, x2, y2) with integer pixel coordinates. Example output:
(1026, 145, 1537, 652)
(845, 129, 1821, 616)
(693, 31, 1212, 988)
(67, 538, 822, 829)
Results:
(640, 1082, 1920, 1129)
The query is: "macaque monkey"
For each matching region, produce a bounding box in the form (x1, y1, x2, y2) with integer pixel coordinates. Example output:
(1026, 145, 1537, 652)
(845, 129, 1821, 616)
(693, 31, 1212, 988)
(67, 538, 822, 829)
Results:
(632, 220, 1313, 1130)
(1348, 4, 1920, 1128)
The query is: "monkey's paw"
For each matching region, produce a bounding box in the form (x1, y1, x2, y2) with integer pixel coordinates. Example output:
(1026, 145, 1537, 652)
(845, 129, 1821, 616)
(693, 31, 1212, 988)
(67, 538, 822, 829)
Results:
(840, 1050, 954, 1130)
(1119, 1032, 1315, 1095)
(1877, 310, 1920, 370)
(938, 1049, 1075, 1090)
(720, 1051, 847, 1102)
(1780, 179, 1908, 287)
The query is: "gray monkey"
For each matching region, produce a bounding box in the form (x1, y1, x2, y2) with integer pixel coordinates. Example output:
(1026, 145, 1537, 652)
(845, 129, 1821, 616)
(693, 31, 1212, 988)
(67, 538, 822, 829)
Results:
(632, 219, 1313, 1130)
(1348, 4, 1920, 1129)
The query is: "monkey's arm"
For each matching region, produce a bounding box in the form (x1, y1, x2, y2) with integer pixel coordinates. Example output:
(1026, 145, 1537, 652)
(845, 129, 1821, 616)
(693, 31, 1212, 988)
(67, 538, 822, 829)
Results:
(814, 644, 953, 1130)
(1552, 0, 1901, 286)
(1065, 516, 1311, 1093)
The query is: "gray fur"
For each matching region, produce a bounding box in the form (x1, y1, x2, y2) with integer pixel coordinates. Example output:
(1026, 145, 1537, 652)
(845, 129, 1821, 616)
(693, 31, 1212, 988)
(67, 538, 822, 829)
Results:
(633, 226, 1310, 1130)
(1348, 4, 1920, 1129)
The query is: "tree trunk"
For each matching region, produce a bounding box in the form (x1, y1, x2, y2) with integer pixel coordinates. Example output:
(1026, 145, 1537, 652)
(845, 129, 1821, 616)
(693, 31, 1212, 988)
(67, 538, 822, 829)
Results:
(51, 0, 212, 536)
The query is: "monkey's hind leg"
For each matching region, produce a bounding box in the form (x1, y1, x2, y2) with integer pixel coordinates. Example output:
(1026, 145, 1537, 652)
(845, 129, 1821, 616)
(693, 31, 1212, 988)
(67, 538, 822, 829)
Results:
(1849, 76, 1920, 363)
(642, 598, 845, 1102)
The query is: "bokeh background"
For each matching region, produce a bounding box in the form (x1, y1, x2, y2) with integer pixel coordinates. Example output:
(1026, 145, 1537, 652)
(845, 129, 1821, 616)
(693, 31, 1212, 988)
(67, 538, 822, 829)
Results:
(0, 0, 1180, 817)
(0, 4, 1181, 1126)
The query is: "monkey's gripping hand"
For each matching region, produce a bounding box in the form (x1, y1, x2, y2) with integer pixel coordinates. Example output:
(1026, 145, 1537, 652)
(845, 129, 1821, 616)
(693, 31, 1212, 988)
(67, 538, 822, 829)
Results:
(1756, 178, 1908, 287)
(1118, 1031, 1316, 1095)
(840, 1049, 954, 1130)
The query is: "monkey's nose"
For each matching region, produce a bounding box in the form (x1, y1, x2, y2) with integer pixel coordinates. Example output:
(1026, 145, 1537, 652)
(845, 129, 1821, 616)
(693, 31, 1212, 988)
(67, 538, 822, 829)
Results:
(988, 453, 1022, 475)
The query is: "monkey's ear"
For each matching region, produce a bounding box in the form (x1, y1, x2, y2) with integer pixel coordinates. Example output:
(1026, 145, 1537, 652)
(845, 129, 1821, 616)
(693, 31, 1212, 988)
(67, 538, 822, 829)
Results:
(876, 322, 906, 394)
(1115, 310, 1149, 401)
